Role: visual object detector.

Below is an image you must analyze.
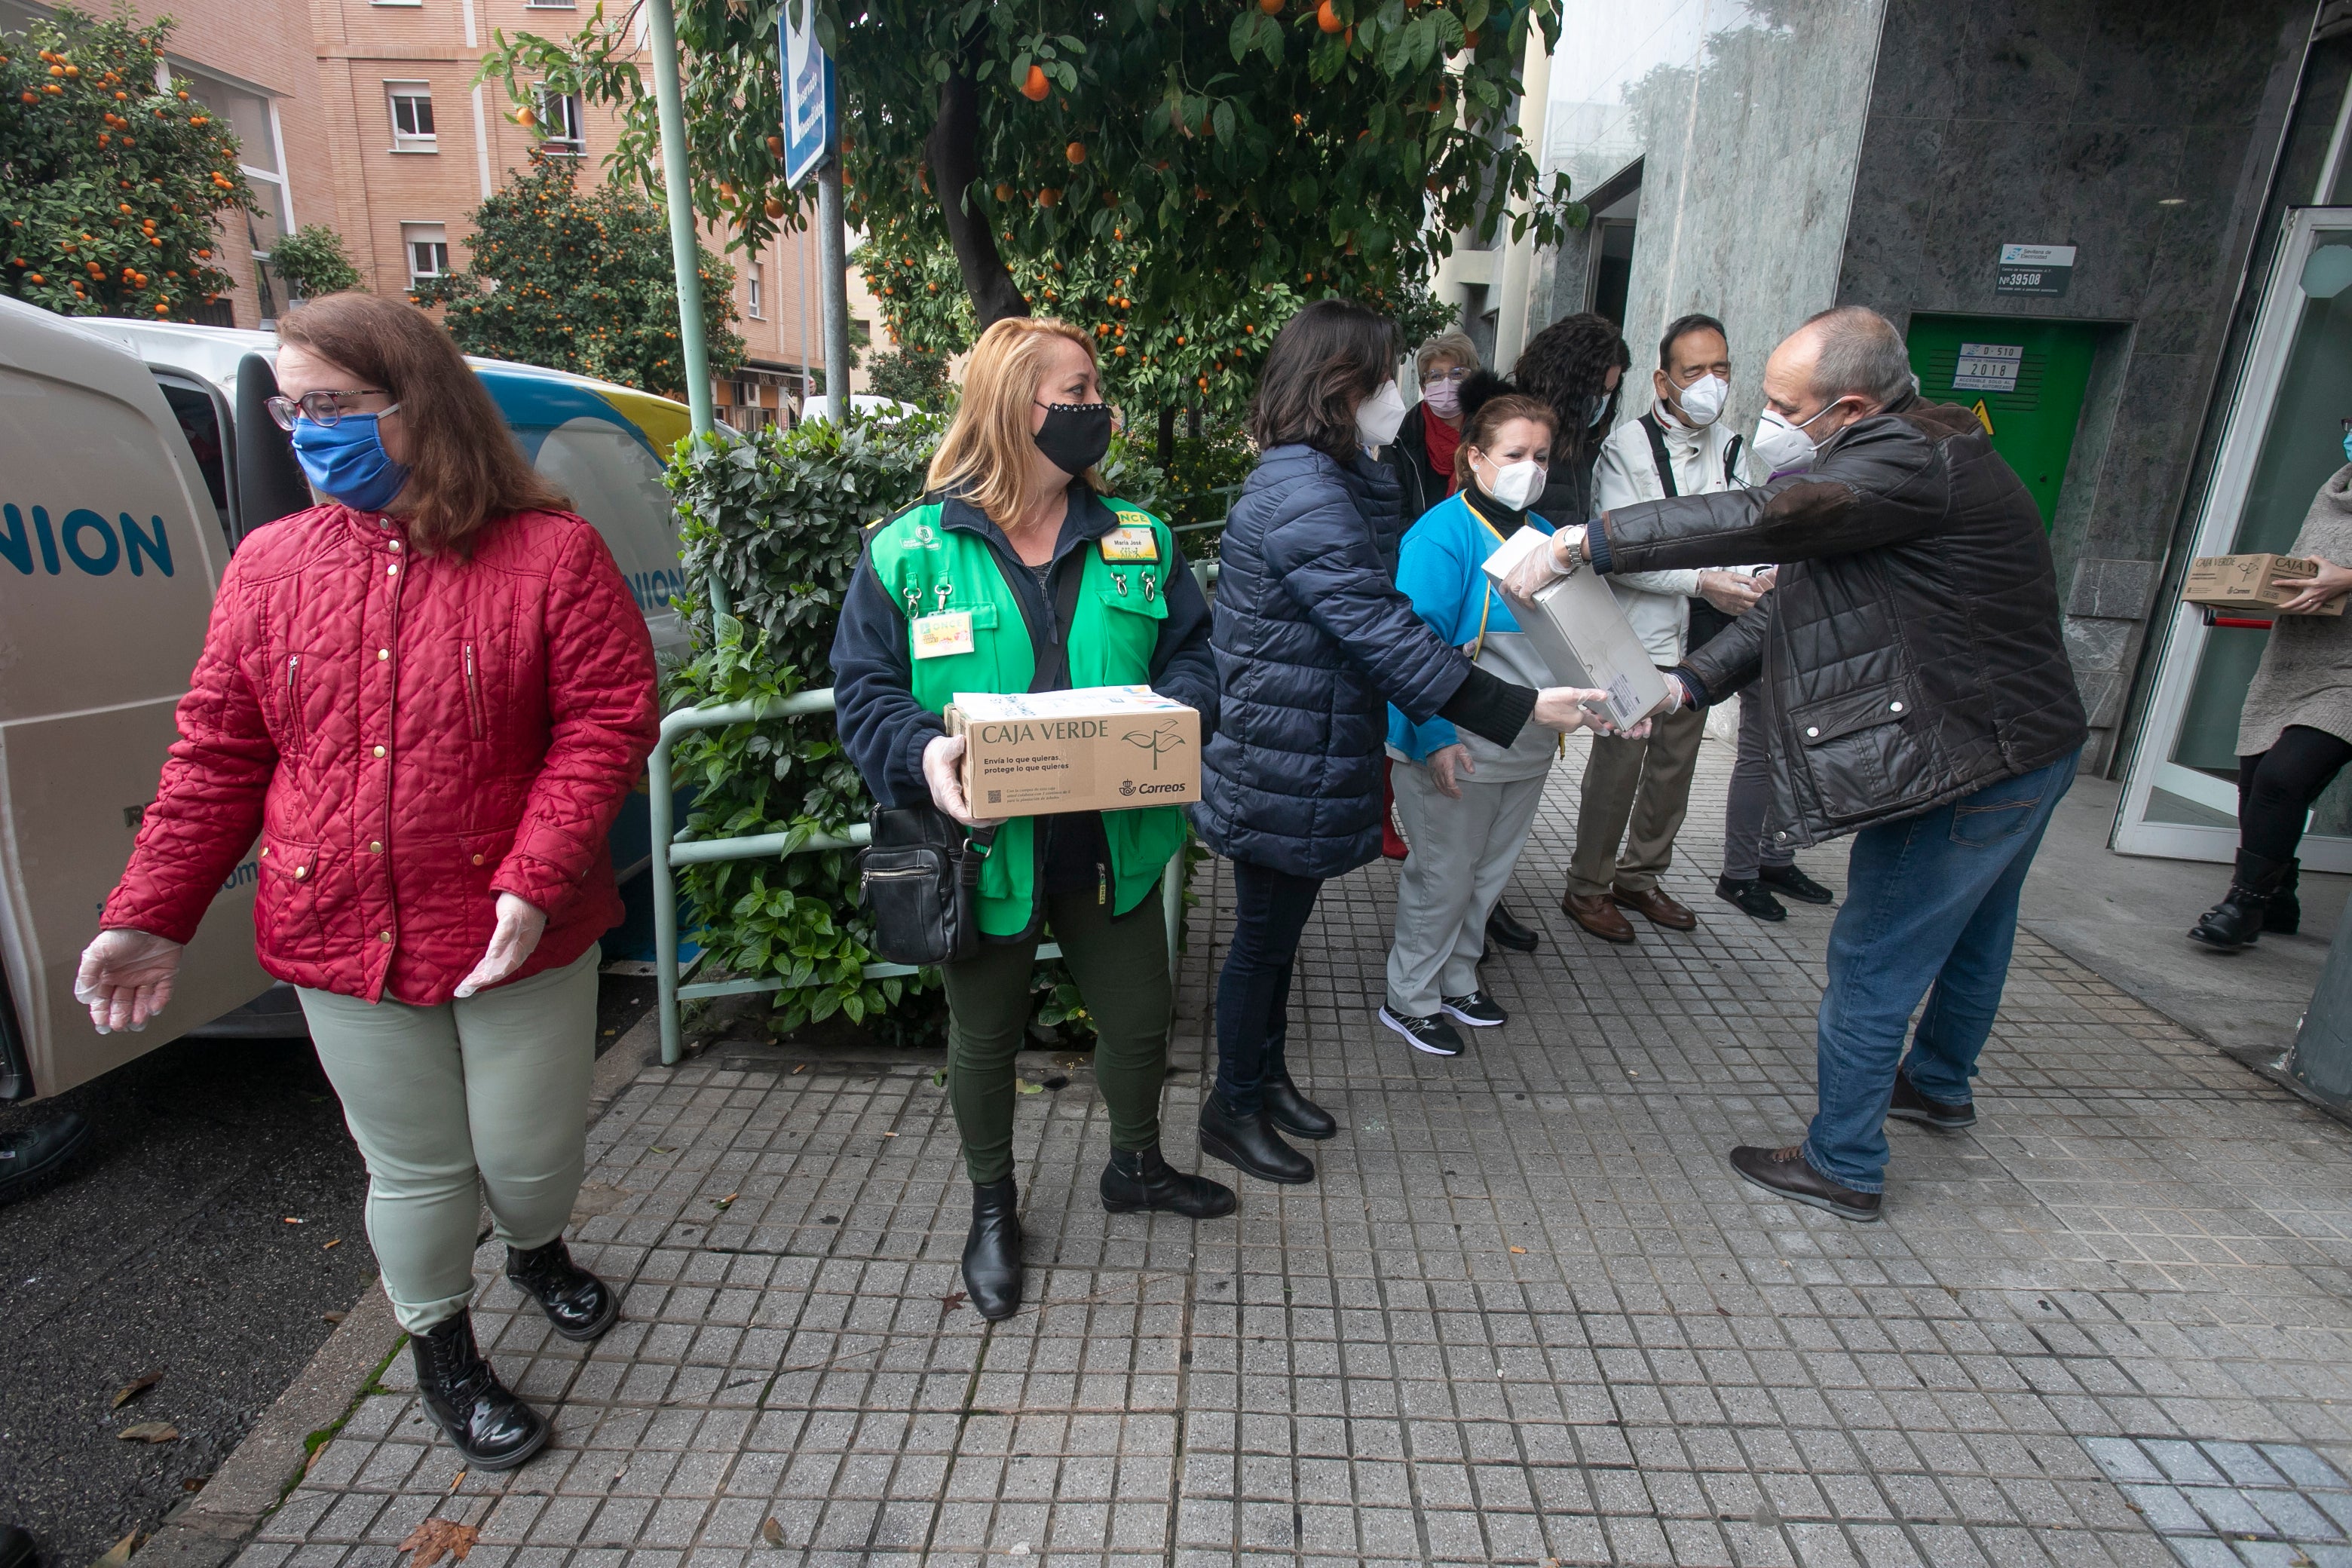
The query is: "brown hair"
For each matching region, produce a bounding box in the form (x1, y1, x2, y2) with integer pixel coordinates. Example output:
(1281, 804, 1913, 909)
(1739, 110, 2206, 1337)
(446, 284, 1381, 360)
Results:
(1248, 299, 1398, 461)
(925, 317, 1100, 522)
(277, 292, 566, 553)
(1453, 392, 1557, 486)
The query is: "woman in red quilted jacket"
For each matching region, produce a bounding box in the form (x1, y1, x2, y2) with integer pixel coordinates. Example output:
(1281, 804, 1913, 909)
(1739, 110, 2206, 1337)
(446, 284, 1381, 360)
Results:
(75, 292, 659, 1471)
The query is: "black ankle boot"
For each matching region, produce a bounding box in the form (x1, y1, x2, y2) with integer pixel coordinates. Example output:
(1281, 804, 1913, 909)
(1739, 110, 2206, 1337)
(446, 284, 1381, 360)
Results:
(1101, 1144, 1237, 1217)
(963, 1177, 1023, 1320)
(409, 1310, 550, 1470)
(2188, 849, 2292, 951)
(1260, 1070, 1336, 1140)
(2268, 859, 2303, 934)
(1197, 1094, 1314, 1184)
(505, 1237, 619, 1343)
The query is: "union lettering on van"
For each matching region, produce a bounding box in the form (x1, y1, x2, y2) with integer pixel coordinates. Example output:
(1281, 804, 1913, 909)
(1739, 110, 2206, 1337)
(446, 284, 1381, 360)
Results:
(1, 504, 173, 577)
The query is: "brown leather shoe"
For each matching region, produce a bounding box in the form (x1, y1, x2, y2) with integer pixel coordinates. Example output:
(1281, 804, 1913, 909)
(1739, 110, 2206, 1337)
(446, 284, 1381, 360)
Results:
(1561, 890, 1637, 944)
(1612, 884, 1697, 931)
(1729, 1144, 1882, 1223)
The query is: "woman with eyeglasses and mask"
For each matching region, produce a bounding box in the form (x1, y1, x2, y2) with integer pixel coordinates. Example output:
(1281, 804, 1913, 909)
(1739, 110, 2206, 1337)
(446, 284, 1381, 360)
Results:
(75, 292, 659, 1469)
(832, 317, 1233, 1322)
(1197, 300, 1615, 1186)
(1513, 311, 1632, 529)
(1387, 329, 1481, 523)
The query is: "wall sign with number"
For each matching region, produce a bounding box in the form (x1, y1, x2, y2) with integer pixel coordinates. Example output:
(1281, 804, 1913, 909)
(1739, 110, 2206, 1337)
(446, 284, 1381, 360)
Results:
(1996, 243, 2076, 298)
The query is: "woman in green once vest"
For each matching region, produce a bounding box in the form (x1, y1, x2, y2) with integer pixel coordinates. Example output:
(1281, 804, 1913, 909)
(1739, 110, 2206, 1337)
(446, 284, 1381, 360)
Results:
(832, 317, 1233, 1320)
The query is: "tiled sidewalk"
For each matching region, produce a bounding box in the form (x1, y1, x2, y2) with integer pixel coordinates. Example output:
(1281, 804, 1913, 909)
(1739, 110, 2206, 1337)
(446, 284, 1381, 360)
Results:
(240, 746, 2352, 1567)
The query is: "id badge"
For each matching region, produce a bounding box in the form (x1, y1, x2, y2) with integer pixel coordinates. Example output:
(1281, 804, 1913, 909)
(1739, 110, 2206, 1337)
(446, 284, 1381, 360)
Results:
(911, 609, 976, 660)
(1099, 525, 1159, 563)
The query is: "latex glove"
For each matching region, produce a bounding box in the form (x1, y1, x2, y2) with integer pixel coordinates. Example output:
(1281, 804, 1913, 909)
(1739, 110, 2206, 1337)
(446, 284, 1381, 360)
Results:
(455, 892, 547, 998)
(1428, 744, 1474, 800)
(2273, 557, 2352, 614)
(1655, 673, 1690, 713)
(922, 733, 1008, 829)
(75, 927, 185, 1034)
(1500, 525, 1588, 601)
(1697, 569, 1766, 616)
(1752, 567, 1779, 593)
(1530, 685, 1609, 733)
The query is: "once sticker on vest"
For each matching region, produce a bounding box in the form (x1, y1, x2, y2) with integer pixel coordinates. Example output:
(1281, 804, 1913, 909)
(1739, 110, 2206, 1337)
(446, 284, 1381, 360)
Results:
(1099, 525, 1159, 562)
(911, 610, 976, 660)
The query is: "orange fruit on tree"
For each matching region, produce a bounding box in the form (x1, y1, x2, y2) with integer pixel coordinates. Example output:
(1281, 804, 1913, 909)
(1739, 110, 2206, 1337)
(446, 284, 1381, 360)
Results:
(1261, 0, 1285, 11)
(1038, 187, 1061, 207)
(767, 133, 783, 157)
(994, 182, 1015, 202)
(1316, 0, 1343, 30)
(1020, 64, 1049, 101)
(1065, 139, 1086, 164)
(764, 196, 786, 218)
(516, 105, 535, 126)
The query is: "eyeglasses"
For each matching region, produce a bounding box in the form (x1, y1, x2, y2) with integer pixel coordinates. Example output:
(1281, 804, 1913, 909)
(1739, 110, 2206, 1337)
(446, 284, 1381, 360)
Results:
(265, 388, 393, 430)
(1427, 366, 1471, 384)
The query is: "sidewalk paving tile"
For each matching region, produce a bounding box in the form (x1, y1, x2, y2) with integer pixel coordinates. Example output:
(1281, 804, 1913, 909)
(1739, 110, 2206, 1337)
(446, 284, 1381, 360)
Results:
(241, 750, 2352, 1566)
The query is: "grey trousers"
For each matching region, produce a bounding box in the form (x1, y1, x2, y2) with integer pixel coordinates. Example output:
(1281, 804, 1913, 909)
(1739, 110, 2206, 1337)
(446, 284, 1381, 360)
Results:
(1386, 762, 1550, 1015)
(1566, 700, 1708, 897)
(1723, 693, 1796, 880)
(299, 944, 601, 1334)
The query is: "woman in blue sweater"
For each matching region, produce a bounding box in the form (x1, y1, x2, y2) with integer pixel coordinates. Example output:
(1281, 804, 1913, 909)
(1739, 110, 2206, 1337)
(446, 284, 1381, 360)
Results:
(1195, 302, 1608, 1185)
(1383, 386, 1569, 1057)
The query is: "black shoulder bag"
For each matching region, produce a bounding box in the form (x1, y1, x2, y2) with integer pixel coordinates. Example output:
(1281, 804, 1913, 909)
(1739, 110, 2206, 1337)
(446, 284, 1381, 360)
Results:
(856, 553, 1085, 966)
(1642, 414, 1747, 654)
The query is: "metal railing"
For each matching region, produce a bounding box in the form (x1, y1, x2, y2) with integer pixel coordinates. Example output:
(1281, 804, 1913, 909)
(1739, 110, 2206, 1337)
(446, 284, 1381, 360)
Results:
(648, 688, 1185, 1064)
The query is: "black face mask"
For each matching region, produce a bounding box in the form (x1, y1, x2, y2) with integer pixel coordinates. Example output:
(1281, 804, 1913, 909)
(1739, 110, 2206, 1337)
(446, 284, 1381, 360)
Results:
(1033, 401, 1115, 476)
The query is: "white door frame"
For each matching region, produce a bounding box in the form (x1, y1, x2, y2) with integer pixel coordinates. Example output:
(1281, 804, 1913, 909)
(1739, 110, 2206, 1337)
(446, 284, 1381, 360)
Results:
(2115, 206, 2352, 867)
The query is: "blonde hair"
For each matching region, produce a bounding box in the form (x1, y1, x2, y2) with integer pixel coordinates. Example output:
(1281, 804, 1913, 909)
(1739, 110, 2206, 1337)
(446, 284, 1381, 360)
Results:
(1415, 329, 1479, 381)
(925, 317, 1101, 522)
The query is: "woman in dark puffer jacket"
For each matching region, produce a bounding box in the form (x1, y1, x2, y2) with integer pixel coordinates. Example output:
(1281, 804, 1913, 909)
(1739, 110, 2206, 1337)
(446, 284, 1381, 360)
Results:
(1195, 300, 1606, 1185)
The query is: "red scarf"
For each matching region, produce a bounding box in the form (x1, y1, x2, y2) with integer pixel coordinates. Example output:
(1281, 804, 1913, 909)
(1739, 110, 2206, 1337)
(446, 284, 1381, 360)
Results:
(1421, 404, 1462, 495)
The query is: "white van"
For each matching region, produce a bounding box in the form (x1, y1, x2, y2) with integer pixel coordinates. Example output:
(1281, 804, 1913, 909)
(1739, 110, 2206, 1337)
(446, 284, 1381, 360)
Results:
(0, 299, 693, 1102)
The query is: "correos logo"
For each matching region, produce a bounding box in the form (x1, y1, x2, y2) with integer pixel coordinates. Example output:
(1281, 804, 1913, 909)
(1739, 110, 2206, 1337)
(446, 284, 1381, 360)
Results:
(2, 504, 175, 577)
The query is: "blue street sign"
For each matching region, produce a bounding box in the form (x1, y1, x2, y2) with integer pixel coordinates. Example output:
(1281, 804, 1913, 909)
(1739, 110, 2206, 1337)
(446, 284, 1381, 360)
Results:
(779, 5, 835, 190)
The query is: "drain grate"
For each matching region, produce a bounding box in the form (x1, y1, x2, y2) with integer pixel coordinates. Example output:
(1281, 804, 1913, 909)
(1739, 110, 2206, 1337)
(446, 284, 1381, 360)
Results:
(2085, 1437, 2352, 1566)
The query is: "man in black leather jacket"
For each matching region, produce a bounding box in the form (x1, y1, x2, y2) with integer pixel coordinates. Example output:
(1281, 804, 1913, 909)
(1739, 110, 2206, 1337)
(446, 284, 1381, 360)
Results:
(1508, 305, 2087, 1223)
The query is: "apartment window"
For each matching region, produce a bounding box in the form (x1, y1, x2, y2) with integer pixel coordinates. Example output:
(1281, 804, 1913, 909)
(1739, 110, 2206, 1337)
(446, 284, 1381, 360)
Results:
(403, 223, 451, 285)
(387, 83, 436, 151)
(536, 90, 584, 156)
(747, 262, 763, 318)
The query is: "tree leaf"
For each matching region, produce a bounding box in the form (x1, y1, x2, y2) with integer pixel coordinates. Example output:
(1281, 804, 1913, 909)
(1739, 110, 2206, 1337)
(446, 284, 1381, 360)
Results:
(760, 1518, 785, 1548)
(111, 1369, 165, 1409)
(397, 1519, 480, 1568)
(117, 1423, 179, 1443)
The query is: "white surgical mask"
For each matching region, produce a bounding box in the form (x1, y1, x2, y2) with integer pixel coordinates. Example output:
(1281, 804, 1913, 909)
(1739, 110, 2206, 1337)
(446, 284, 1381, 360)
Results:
(1672, 373, 1727, 427)
(1477, 456, 1546, 511)
(1356, 379, 1407, 449)
(1750, 400, 1845, 477)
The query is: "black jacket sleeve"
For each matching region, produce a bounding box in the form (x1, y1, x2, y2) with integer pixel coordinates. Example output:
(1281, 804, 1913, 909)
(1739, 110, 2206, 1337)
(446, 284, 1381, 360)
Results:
(1148, 536, 1219, 733)
(1438, 665, 1539, 749)
(1590, 409, 1949, 575)
(828, 544, 939, 810)
(1677, 593, 1769, 705)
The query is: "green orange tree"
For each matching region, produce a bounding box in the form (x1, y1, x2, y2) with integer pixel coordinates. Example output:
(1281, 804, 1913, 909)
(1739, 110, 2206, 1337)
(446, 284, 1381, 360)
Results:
(412, 158, 743, 400)
(482, 0, 1575, 347)
(0, 5, 251, 320)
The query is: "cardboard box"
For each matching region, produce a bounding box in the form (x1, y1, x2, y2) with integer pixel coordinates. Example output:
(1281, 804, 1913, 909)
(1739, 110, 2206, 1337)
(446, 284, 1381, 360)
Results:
(1480, 531, 1671, 729)
(946, 684, 1202, 816)
(2182, 553, 2346, 616)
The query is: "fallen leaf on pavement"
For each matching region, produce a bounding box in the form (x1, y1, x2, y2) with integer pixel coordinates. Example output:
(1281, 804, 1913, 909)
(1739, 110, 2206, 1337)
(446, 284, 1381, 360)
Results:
(940, 1291, 966, 1313)
(321, 1312, 348, 1325)
(1509, 1246, 1527, 1254)
(397, 1517, 479, 1568)
(1015, 1078, 1041, 1095)
(758, 1517, 784, 1548)
(93, 1530, 141, 1567)
(111, 1369, 164, 1408)
(117, 1423, 179, 1443)
(323, 1239, 341, 1250)
(449, 1468, 467, 1493)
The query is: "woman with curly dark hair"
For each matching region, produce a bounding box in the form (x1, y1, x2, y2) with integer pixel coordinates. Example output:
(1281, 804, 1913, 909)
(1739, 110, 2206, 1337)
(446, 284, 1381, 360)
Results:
(1513, 312, 1631, 526)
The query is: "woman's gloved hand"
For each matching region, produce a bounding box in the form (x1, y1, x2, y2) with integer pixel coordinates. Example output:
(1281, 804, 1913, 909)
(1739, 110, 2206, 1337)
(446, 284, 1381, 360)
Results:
(1530, 685, 1609, 733)
(75, 927, 185, 1034)
(923, 733, 1009, 829)
(455, 892, 547, 998)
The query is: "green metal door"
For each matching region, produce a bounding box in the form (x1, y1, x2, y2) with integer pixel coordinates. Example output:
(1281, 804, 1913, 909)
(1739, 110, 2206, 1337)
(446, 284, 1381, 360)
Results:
(1904, 314, 2100, 528)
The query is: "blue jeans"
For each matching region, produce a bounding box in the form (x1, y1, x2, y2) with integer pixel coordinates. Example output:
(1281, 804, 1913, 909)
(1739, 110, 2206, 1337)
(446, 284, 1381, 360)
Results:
(1801, 750, 2079, 1193)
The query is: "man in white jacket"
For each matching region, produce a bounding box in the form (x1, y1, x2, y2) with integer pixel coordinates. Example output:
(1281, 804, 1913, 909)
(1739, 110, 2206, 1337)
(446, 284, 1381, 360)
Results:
(1561, 314, 1772, 943)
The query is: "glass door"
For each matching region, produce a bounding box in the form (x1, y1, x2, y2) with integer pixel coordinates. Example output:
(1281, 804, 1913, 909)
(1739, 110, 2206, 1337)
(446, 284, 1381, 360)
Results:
(2118, 207, 2352, 866)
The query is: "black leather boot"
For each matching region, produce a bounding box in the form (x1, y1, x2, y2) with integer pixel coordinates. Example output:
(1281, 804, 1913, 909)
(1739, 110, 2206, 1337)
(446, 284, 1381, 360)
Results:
(1101, 1144, 1237, 1217)
(409, 1311, 550, 1470)
(2268, 859, 2302, 934)
(963, 1177, 1023, 1320)
(2188, 850, 2291, 951)
(506, 1237, 619, 1343)
(1197, 1094, 1314, 1184)
(0, 1111, 90, 1207)
(1261, 1069, 1337, 1140)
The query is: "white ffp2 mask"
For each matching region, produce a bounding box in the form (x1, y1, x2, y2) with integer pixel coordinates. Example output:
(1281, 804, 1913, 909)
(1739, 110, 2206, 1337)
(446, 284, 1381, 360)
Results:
(1479, 458, 1546, 511)
(1674, 373, 1728, 427)
(1356, 380, 1407, 449)
(1750, 400, 1845, 477)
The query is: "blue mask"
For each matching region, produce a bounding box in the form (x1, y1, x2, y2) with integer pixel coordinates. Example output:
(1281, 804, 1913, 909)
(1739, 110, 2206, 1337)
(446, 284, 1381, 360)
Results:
(289, 406, 410, 513)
